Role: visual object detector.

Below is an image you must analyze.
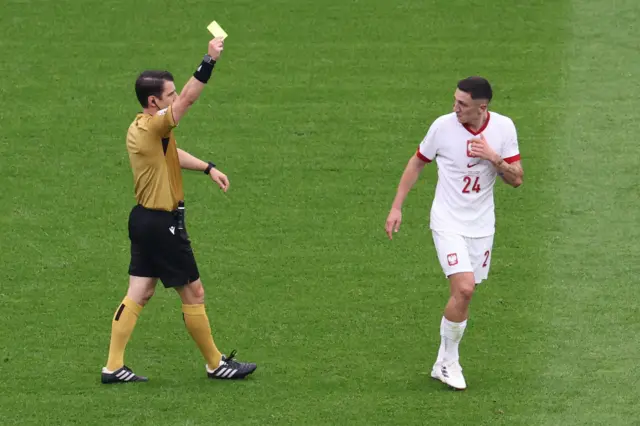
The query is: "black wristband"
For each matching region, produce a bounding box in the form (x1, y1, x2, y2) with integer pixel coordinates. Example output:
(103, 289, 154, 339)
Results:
(204, 161, 216, 175)
(194, 60, 215, 84)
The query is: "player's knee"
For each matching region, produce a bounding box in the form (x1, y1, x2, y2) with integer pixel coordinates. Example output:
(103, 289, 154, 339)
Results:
(450, 272, 476, 302)
(140, 287, 155, 305)
(182, 280, 205, 304)
(192, 284, 205, 304)
(457, 284, 475, 301)
(127, 278, 156, 306)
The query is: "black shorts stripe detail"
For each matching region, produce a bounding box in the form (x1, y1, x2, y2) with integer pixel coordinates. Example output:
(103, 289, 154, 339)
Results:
(114, 304, 126, 321)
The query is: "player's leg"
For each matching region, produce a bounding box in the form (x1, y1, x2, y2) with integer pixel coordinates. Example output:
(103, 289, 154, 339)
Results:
(432, 234, 494, 389)
(432, 231, 474, 363)
(438, 271, 474, 390)
(106, 276, 157, 370)
(442, 271, 475, 358)
(101, 276, 156, 383)
(431, 231, 474, 390)
(175, 279, 222, 370)
(102, 205, 159, 384)
(174, 279, 257, 379)
(437, 271, 475, 391)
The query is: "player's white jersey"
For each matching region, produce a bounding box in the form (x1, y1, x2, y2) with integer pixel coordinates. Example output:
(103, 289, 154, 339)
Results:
(417, 111, 520, 237)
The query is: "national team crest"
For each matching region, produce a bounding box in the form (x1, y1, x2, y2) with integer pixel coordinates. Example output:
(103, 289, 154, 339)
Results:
(466, 140, 473, 157)
(447, 253, 458, 266)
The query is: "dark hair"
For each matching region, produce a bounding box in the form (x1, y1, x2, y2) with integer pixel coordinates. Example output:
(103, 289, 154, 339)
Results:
(457, 76, 493, 102)
(135, 70, 174, 107)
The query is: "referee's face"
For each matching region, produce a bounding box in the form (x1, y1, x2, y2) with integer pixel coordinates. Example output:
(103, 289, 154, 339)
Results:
(152, 80, 178, 110)
(453, 89, 485, 125)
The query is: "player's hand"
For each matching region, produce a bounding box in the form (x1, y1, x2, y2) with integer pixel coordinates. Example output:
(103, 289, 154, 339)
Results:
(469, 134, 499, 162)
(209, 168, 229, 192)
(385, 208, 402, 240)
(208, 37, 224, 61)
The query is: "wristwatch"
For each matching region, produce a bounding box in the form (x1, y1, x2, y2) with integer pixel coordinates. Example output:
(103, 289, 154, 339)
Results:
(203, 54, 216, 64)
(204, 161, 216, 175)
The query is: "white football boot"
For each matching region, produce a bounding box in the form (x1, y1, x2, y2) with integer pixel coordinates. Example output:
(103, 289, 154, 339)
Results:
(431, 362, 445, 383)
(440, 360, 467, 390)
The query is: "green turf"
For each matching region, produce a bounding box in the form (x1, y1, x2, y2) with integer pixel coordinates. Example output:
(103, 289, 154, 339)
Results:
(1, 0, 638, 424)
(530, 1, 640, 424)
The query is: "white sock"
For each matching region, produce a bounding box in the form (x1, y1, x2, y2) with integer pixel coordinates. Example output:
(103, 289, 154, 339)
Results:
(442, 317, 467, 364)
(435, 317, 446, 364)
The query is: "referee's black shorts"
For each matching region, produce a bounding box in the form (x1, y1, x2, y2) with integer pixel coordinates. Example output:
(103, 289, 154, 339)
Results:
(127, 204, 200, 288)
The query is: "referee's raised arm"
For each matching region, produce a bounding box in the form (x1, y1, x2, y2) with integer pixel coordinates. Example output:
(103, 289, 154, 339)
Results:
(171, 37, 225, 125)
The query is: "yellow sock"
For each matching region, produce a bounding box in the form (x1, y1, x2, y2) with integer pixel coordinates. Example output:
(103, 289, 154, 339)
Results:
(106, 296, 143, 371)
(182, 304, 222, 369)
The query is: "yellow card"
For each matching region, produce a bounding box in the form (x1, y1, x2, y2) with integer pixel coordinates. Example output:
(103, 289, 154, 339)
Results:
(207, 21, 228, 40)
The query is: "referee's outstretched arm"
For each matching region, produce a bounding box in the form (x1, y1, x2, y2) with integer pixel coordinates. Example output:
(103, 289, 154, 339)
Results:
(171, 38, 224, 125)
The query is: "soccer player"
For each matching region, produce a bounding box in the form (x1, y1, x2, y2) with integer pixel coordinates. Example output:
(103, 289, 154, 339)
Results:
(384, 77, 523, 390)
(101, 37, 257, 383)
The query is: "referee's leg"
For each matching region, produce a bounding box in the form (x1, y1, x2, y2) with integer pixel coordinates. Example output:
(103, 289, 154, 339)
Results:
(104, 276, 157, 372)
(176, 279, 223, 370)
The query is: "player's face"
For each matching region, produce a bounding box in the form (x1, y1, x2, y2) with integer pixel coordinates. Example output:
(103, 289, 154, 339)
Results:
(150, 80, 178, 110)
(453, 89, 486, 124)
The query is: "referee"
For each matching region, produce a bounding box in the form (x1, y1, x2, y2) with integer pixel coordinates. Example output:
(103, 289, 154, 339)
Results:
(101, 37, 257, 383)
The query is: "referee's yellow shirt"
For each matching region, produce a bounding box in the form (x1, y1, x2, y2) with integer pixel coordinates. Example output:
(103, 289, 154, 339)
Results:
(126, 105, 184, 211)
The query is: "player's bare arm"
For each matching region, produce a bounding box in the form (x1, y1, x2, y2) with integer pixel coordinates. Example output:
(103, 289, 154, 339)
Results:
(469, 134, 523, 187)
(171, 38, 225, 125)
(177, 148, 209, 171)
(385, 154, 428, 239)
(177, 148, 229, 192)
(492, 159, 523, 187)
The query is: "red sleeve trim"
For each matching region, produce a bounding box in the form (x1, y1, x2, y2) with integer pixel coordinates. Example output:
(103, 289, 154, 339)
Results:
(504, 154, 520, 164)
(416, 149, 432, 163)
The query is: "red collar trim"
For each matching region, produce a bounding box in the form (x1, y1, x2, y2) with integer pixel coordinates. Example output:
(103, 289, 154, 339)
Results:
(463, 112, 490, 136)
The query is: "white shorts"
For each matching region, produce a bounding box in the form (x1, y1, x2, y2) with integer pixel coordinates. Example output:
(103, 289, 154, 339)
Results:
(432, 230, 494, 284)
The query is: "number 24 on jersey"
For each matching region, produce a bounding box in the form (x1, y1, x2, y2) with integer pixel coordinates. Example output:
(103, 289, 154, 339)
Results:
(462, 176, 481, 194)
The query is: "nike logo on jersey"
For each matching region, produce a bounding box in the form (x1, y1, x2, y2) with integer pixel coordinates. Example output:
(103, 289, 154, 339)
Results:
(169, 226, 175, 235)
(467, 162, 480, 168)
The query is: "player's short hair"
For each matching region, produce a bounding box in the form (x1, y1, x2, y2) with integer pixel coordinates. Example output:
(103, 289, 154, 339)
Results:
(135, 70, 174, 107)
(457, 76, 493, 102)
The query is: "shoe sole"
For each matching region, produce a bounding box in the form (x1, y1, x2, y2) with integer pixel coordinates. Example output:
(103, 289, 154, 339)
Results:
(442, 377, 467, 391)
(101, 378, 148, 384)
(431, 369, 466, 391)
(444, 382, 467, 391)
